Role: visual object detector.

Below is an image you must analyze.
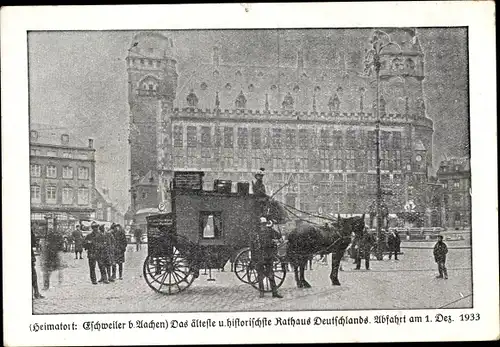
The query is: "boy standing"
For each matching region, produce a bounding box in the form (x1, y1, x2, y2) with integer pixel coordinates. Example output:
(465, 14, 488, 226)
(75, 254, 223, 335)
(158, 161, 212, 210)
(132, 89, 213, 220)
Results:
(433, 235, 448, 279)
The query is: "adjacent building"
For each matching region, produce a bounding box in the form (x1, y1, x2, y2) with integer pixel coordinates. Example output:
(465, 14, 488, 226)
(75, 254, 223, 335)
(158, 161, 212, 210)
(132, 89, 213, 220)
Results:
(436, 157, 471, 229)
(127, 29, 435, 225)
(30, 125, 96, 234)
(94, 188, 125, 225)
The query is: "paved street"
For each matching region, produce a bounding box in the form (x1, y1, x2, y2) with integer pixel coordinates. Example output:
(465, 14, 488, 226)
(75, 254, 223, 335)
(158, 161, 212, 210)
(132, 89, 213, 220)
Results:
(33, 241, 472, 314)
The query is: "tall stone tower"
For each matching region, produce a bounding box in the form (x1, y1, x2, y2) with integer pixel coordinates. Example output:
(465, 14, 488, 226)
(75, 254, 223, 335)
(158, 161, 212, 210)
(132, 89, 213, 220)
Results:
(127, 32, 177, 212)
(374, 28, 433, 173)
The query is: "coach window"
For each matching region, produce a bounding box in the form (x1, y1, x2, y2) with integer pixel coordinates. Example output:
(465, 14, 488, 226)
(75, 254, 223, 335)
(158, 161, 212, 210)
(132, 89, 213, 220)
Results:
(200, 212, 222, 239)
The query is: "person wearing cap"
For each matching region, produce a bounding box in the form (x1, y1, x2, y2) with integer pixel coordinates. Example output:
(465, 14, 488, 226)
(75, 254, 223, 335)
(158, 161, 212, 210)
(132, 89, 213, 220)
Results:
(252, 168, 267, 197)
(433, 235, 448, 279)
(251, 217, 283, 299)
(84, 221, 103, 284)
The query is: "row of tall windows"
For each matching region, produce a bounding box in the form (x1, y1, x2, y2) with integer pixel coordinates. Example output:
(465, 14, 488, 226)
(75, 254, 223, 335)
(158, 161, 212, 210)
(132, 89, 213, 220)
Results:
(30, 185, 89, 205)
(30, 164, 89, 179)
(172, 126, 404, 150)
(173, 151, 404, 172)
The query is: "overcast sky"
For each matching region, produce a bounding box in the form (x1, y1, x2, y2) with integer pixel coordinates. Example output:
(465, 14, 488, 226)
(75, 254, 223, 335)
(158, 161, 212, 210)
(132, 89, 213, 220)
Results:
(28, 28, 469, 212)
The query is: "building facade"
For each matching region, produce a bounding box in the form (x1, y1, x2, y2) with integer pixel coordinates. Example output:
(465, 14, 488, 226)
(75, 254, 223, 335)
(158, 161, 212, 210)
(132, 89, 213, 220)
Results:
(436, 157, 471, 229)
(94, 188, 125, 225)
(128, 29, 434, 221)
(30, 126, 96, 234)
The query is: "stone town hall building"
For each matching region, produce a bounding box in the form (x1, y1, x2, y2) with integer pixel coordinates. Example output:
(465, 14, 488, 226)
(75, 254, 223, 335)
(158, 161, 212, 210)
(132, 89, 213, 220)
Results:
(127, 29, 434, 224)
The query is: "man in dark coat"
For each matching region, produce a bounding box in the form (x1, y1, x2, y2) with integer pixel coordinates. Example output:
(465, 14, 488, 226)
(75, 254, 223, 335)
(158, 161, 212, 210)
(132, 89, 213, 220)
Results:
(355, 230, 375, 270)
(99, 224, 115, 282)
(112, 224, 127, 280)
(387, 229, 401, 260)
(84, 222, 106, 284)
(31, 228, 44, 299)
(41, 228, 64, 290)
(433, 235, 448, 279)
(72, 225, 84, 259)
(134, 226, 143, 252)
(252, 168, 267, 197)
(251, 217, 283, 298)
(252, 168, 269, 216)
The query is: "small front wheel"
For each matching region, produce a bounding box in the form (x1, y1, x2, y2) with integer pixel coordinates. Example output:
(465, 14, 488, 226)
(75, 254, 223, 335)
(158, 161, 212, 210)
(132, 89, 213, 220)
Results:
(234, 247, 258, 285)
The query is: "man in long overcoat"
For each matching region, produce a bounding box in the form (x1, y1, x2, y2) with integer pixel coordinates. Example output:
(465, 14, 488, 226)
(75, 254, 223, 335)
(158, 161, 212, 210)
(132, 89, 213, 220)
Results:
(84, 222, 106, 284)
(112, 224, 128, 280)
(354, 230, 375, 270)
(72, 225, 84, 259)
(387, 229, 401, 260)
(251, 217, 283, 298)
(100, 225, 116, 282)
(41, 228, 64, 290)
(433, 235, 448, 279)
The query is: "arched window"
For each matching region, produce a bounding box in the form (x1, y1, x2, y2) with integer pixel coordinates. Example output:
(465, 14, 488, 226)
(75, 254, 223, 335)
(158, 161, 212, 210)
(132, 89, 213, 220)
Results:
(235, 91, 247, 109)
(200, 82, 208, 90)
(282, 92, 294, 110)
(186, 89, 199, 107)
(328, 94, 340, 112)
(406, 58, 415, 70)
(248, 84, 254, 92)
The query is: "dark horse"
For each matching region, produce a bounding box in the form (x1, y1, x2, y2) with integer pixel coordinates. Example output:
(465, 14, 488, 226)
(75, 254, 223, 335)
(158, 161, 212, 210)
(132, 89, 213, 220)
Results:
(287, 215, 365, 288)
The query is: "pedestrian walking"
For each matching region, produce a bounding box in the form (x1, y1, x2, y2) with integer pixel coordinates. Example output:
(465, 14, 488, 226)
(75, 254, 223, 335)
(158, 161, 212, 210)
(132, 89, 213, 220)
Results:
(72, 225, 84, 259)
(251, 217, 283, 299)
(387, 228, 401, 260)
(112, 224, 127, 280)
(84, 222, 106, 284)
(41, 228, 64, 290)
(433, 235, 448, 279)
(134, 226, 143, 252)
(354, 229, 375, 270)
(31, 228, 44, 299)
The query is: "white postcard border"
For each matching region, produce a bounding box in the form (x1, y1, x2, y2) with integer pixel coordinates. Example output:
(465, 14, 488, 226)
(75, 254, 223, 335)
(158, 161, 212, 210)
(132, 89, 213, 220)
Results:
(1, 2, 498, 345)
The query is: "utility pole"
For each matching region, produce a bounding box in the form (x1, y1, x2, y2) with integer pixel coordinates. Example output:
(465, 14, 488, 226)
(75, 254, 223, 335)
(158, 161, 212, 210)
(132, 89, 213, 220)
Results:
(374, 55, 383, 260)
(363, 29, 402, 260)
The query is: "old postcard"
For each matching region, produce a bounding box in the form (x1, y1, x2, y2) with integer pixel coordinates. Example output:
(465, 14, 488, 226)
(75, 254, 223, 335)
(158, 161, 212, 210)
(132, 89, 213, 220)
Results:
(2, 2, 498, 345)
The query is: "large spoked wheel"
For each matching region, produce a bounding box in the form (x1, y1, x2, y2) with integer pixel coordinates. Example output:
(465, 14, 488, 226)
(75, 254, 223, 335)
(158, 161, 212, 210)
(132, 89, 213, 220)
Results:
(249, 255, 287, 292)
(235, 248, 287, 291)
(234, 247, 259, 285)
(143, 247, 195, 295)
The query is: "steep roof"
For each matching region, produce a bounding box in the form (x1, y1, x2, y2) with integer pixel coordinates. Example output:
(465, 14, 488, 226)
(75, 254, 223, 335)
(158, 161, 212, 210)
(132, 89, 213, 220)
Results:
(30, 123, 92, 148)
(137, 170, 158, 186)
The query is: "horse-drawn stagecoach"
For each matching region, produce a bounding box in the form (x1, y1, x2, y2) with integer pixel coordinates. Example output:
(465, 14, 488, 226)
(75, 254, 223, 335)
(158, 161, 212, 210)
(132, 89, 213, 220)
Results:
(143, 171, 366, 295)
(142, 171, 287, 295)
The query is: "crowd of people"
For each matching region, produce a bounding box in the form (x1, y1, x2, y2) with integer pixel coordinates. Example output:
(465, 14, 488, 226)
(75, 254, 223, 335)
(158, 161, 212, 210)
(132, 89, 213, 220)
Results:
(83, 222, 128, 284)
(31, 222, 129, 299)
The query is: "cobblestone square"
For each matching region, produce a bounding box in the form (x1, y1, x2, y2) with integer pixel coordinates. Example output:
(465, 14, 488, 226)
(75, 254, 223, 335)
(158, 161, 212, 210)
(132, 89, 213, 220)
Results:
(33, 241, 472, 314)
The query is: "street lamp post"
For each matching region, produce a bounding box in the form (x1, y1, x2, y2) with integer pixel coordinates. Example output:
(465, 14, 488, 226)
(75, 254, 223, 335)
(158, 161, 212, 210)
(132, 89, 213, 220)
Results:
(363, 29, 402, 260)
